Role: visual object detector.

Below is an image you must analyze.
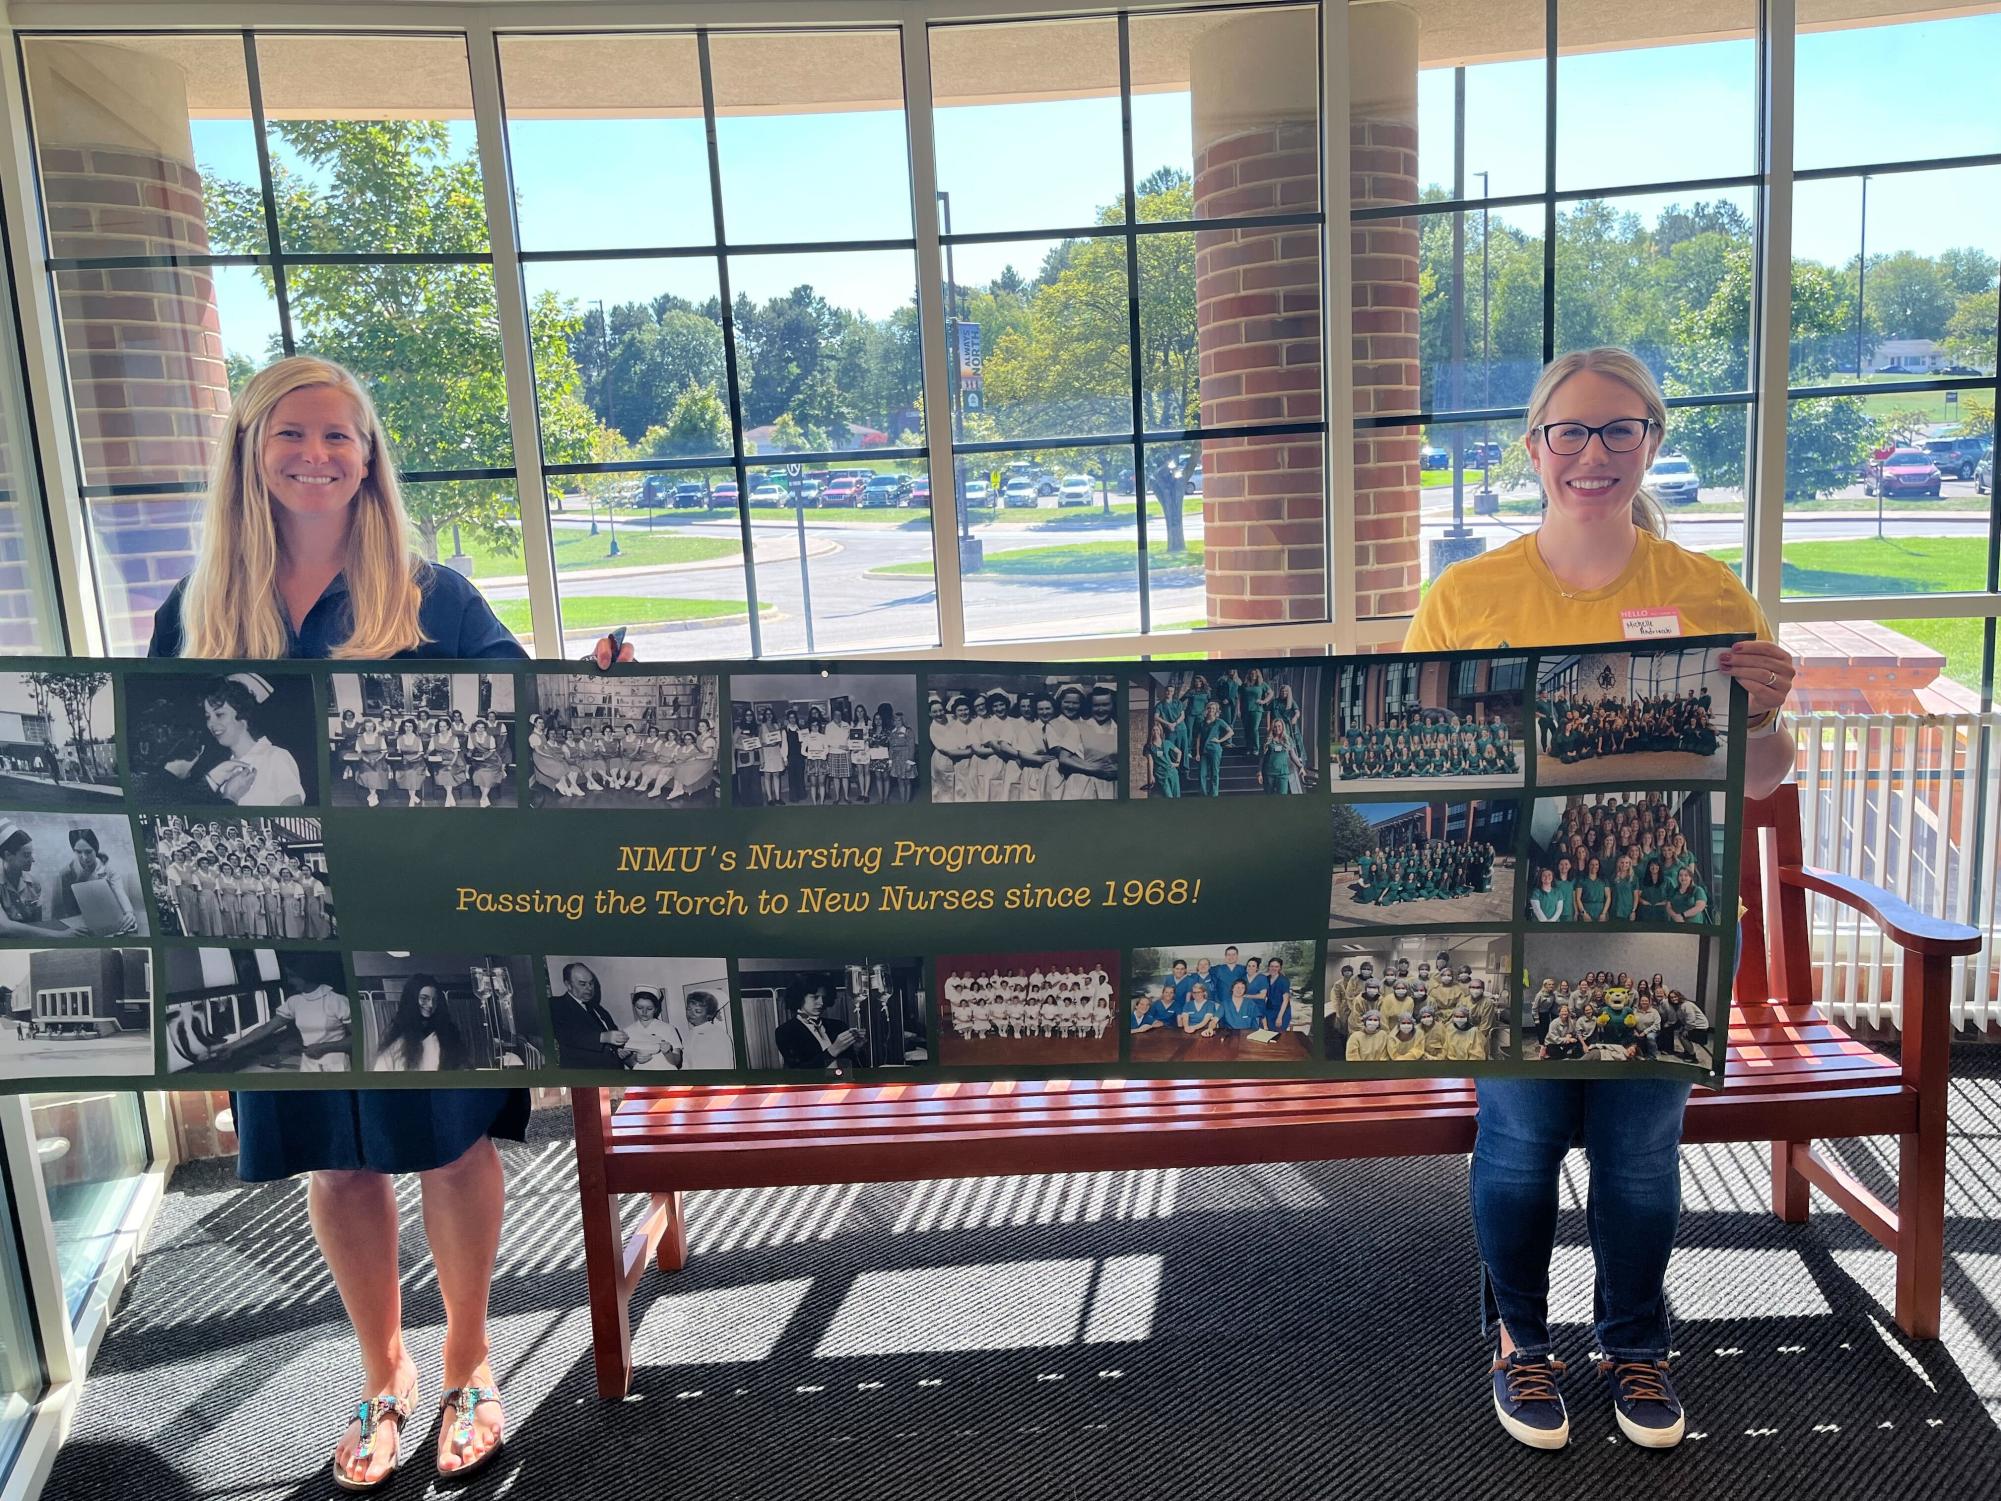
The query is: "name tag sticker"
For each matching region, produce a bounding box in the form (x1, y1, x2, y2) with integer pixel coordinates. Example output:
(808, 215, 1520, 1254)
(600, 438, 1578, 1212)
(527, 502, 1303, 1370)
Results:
(1621, 608, 1683, 640)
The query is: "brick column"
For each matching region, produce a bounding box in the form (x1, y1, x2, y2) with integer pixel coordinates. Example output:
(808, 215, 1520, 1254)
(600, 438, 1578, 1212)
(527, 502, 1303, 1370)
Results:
(1191, 10, 1324, 627)
(26, 41, 227, 653)
(1347, 2, 1423, 620)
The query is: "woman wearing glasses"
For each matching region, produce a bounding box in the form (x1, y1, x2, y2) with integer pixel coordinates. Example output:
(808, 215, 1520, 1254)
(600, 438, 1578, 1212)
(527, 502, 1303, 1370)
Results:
(1406, 348, 1797, 1454)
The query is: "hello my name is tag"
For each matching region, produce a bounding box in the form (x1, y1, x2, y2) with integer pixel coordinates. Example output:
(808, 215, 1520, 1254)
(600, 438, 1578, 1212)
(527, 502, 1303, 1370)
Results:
(1620, 608, 1683, 640)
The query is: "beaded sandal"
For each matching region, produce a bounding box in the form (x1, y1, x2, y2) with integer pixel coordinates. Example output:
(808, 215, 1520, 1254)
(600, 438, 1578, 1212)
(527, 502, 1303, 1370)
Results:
(332, 1386, 416, 1494)
(436, 1382, 506, 1485)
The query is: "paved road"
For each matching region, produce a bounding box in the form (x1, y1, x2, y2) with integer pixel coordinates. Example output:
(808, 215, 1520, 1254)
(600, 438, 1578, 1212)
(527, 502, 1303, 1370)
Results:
(517, 482, 1991, 659)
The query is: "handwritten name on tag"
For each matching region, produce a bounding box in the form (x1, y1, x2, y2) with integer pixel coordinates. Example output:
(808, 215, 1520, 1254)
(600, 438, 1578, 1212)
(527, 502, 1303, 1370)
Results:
(1621, 608, 1683, 640)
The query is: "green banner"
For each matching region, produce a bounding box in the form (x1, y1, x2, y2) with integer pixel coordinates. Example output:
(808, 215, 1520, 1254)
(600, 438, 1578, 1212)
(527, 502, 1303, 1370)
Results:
(0, 635, 1747, 1094)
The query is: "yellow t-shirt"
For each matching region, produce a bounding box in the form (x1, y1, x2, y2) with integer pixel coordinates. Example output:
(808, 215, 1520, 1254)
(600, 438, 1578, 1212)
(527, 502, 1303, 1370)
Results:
(1403, 529, 1774, 653)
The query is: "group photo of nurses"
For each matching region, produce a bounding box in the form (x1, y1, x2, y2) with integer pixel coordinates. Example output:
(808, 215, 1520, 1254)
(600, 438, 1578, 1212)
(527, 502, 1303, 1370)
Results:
(1126, 938, 1314, 1063)
(926, 672, 1119, 803)
(1324, 933, 1512, 1066)
(1333, 654, 1528, 793)
(732, 672, 920, 808)
(936, 948, 1120, 1066)
(1330, 796, 1519, 928)
(1128, 663, 1321, 798)
(1524, 931, 1719, 1068)
(529, 671, 721, 809)
(1525, 790, 1723, 926)
(1533, 643, 1732, 787)
(141, 813, 335, 941)
(327, 671, 517, 809)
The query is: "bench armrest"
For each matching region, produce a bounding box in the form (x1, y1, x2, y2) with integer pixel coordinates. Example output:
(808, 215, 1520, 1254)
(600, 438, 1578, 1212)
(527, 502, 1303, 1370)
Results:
(1779, 865, 1982, 957)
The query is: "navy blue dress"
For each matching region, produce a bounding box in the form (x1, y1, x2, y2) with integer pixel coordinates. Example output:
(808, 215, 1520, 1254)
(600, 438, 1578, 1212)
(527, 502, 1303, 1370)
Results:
(150, 565, 533, 1181)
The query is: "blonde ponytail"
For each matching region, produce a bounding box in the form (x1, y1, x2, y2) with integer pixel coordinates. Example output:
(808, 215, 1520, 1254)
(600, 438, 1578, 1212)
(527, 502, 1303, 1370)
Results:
(1524, 347, 1671, 538)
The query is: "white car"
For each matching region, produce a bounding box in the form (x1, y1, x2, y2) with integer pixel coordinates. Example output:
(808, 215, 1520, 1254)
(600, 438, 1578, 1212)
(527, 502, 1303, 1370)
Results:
(748, 481, 789, 506)
(963, 479, 991, 506)
(1643, 456, 1700, 505)
(1058, 475, 1095, 506)
(1002, 478, 1039, 508)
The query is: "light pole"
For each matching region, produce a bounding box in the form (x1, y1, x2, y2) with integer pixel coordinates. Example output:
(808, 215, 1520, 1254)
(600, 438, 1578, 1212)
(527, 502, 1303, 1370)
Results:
(1475, 169, 1494, 509)
(937, 189, 981, 572)
(1856, 175, 1870, 380)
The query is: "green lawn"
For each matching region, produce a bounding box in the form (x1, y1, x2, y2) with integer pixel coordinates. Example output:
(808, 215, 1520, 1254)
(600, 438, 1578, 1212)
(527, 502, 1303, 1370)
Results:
(491, 595, 763, 634)
(458, 528, 738, 578)
(1705, 536, 1987, 597)
(1881, 615, 1986, 692)
(876, 538, 1206, 579)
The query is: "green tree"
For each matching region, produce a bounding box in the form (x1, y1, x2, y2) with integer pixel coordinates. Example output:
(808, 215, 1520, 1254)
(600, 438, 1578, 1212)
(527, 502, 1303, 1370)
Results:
(202, 120, 601, 559)
(1331, 802, 1377, 866)
(1938, 247, 1999, 299)
(641, 383, 732, 459)
(1864, 251, 1956, 343)
(1942, 288, 1999, 368)
(983, 172, 1203, 549)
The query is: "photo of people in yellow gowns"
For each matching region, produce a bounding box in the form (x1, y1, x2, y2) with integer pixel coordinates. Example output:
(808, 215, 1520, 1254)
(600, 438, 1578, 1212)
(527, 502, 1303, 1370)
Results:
(1324, 932, 1511, 1066)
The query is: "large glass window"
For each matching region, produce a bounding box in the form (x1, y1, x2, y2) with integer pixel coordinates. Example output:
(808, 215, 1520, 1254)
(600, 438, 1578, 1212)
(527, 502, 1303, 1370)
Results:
(22, 32, 521, 655)
(0, 1154, 44, 1486)
(932, 5, 1326, 642)
(28, 1091, 149, 1322)
(498, 29, 936, 660)
(1364, 0, 1764, 607)
(1785, 5, 2000, 606)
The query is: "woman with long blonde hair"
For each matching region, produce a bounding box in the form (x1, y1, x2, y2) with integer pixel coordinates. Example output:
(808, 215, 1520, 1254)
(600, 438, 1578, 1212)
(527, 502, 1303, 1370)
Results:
(1406, 347, 1797, 1454)
(151, 355, 628, 1490)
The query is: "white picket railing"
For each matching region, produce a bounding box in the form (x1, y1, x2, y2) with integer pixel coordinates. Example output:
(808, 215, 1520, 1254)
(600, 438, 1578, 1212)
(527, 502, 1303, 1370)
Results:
(1790, 712, 1999, 1032)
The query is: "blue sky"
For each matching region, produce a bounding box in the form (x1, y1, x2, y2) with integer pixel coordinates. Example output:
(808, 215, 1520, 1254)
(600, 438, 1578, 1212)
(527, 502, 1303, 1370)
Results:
(187, 11, 2001, 371)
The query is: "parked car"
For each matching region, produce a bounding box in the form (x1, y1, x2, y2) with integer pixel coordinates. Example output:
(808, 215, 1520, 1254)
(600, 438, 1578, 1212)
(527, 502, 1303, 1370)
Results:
(1643, 454, 1701, 505)
(909, 476, 931, 508)
(861, 474, 910, 507)
(1472, 439, 1504, 466)
(1419, 444, 1450, 470)
(963, 478, 992, 506)
(794, 480, 822, 505)
(1865, 449, 1943, 499)
(1058, 474, 1095, 506)
(748, 481, 788, 506)
(821, 477, 863, 507)
(672, 481, 709, 509)
(711, 481, 740, 508)
(1977, 454, 1992, 495)
(1187, 464, 1203, 495)
(1002, 477, 1039, 508)
(1923, 436, 1989, 481)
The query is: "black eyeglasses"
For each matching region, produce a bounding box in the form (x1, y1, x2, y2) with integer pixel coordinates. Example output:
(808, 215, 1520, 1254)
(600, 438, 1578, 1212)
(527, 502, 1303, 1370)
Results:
(1531, 417, 1659, 455)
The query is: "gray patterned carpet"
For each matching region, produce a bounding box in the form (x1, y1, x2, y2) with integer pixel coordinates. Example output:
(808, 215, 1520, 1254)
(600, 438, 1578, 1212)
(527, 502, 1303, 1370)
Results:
(42, 1051, 2001, 1500)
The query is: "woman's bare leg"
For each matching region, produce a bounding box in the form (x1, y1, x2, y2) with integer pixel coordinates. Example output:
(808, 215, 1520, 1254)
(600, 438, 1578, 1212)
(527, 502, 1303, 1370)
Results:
(419, 1136, 506, 1473)
(310, 1168, 416, 1486)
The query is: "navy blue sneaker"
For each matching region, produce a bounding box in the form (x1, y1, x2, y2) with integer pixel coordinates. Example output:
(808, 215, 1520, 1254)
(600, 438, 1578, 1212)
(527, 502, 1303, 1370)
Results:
(1599, 1358, 1686, 1448)
(1491, 1351, 1569, 1450)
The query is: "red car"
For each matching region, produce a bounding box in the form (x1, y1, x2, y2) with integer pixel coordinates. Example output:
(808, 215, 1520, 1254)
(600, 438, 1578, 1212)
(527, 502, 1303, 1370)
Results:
(909, 476, 931, 508)
(822, 477, 863, 507)
(711, 481, 740, 508)
(1866, 449, 1942, 499)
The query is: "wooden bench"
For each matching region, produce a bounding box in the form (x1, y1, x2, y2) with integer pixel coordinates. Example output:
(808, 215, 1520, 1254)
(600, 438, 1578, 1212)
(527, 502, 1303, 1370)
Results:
(572, 790, 1981, 1398)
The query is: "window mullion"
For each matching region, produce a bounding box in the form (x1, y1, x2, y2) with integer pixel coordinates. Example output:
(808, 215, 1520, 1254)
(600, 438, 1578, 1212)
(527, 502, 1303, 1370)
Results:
(466, 21, 563, 658)
(1323, 0, 1357, 651)
(1750, 0, 1796, 619)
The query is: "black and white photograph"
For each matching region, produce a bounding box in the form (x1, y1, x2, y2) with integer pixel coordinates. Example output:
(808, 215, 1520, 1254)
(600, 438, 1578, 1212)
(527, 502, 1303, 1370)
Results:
(730, 672, 921, 808)
(1127, 938, 1313, 1064)
(927, 672, 1118, 804)
(1524, 790, 1724, 927)
(541, 955, 734, 1072)
(126, 669, 318, 807)
(0, 810, 146, 939)
(737, 955, 927, 1071)
(1333, 654, 1527, 791)
(936, 949, 1120, 1066)
(527, 671, 720, 809)
(1533, 642, 1729, 786)
(352, 952, 545, 1073)
(1130, 664, 1321, 798)
(0, 669, 119, 806)
(140, 814, 336, 941)
(1524, 931, 1719, 1067)
(161, 948, 352, 1074)
(328, 671, 517, 808)
(1329, 796, 1520, 928)
(1324, 933, 1511, 1065)
(0, 948, 152, 1079)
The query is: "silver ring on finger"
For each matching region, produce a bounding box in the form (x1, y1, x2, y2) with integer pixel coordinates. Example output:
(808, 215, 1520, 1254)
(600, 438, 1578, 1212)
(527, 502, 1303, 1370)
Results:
(1766, 670, 1778, 687)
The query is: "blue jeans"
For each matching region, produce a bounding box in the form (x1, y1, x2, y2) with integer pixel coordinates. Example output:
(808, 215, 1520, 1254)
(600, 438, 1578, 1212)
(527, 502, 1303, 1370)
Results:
(1470, 1074, 1693, 1360)
(1472, 925, 1737, 1359)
